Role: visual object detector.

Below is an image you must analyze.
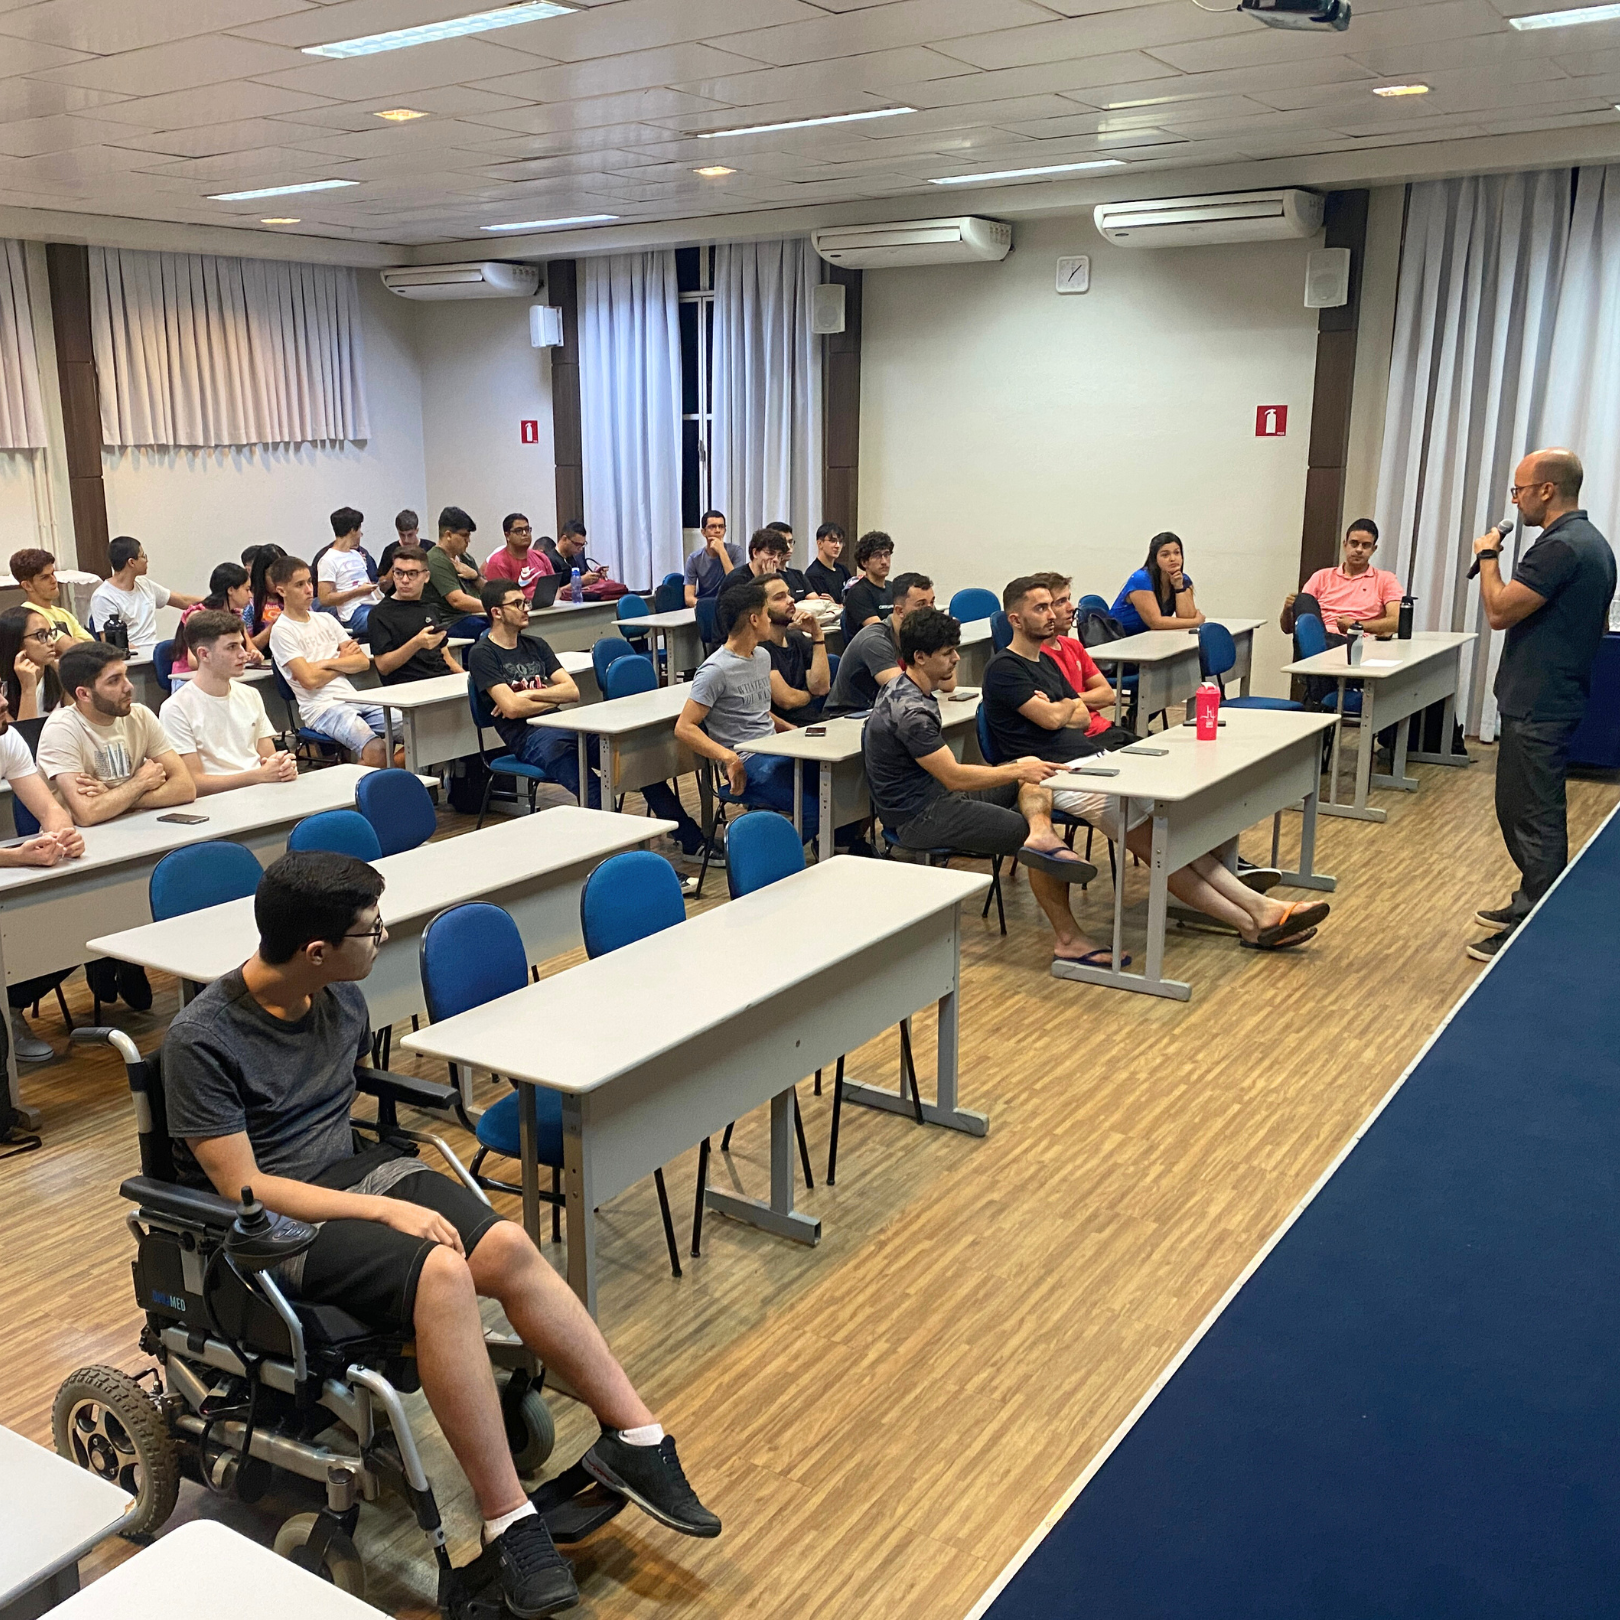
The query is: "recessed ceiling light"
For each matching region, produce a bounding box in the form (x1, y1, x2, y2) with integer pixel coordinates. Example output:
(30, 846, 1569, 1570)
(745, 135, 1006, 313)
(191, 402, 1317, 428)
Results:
(695, 165, 734, 176)
(930, 159, 1126, 186)
(304, 1, 573, 59)
(260, 217, 301, 224)
(481, 214, 618, 232)
(1372, 83, 1431, 96)
(375, 108, 428, 122)
(1509, 2, 1620, 27)
(209, 179, 357, 201)
(697, 107, 915, 138)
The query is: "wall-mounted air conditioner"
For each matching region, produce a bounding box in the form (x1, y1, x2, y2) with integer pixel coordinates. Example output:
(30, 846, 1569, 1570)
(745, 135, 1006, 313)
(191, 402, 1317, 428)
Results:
(811, 217, 1011, 269)
(381, 262, 541, 300)
(1092, 191, 1324, 248)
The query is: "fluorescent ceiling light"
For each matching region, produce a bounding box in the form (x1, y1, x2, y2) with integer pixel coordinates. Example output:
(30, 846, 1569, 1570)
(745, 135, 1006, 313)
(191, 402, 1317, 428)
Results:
(375, 108, 428, 122)
(209, 179, 356, 201)
(1372, 83, 1431, 96)
(260, 217, 300, 224)
(698, 107, 915, 138)
(481, 214, 617, 231)
(1509, 3, 1620, 28)
(930, 159, 1125, 185)
(695, 165, 734, 176)
(304, 2, 573, 58)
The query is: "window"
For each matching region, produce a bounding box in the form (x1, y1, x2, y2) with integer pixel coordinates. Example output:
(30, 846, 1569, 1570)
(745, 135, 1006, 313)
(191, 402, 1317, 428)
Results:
(676, 246, 714, 530)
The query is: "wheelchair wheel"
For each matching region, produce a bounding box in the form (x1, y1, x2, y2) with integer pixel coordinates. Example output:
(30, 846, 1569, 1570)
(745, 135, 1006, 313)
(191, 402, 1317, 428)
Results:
(52, 1366, 180, 1539)
(273, 1513, 366, 1597)
(507, 1387, 556, 1477)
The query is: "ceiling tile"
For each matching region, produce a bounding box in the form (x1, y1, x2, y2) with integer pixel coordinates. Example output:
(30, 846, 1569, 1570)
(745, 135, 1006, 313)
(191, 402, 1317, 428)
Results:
(468, 42, 773, 105)
(495, 0, 822, 63)
(0, 0, 311, 54)
(135, 145, 354, 183)
(0, 78, 131, 119)
(931, 3, 1253, 72)
(29, 34, 311, 96)
(80, 81, 341, 130)
(466, 88, 727, 135)
(101, 117, 334, 158)
(0, 112, 149, 156)
(885, 52, 1183, 108)
(668, 45, 975, 109)
(251, 37, 558, 100)
(230, 0, 537, 49)
(279, 118, 524, 160)
(0, 38, 93, 73)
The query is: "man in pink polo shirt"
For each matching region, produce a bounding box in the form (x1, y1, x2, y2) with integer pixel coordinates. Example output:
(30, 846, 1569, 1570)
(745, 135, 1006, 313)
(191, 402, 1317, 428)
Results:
(482, 512, 554, 601)
(1281, 518, 1402, 641)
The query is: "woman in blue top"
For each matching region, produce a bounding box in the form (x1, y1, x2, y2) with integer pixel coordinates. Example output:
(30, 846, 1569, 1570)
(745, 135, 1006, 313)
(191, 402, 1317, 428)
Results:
(1110, 532, 1206, 634)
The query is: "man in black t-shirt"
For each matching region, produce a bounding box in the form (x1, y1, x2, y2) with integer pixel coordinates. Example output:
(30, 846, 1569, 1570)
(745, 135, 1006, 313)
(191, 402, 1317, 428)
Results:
(366, 546, 462, 685)
(719, 528, 793, 599)
(805, 523, 851, 603)
(841, 531, 895, 639)
(761, 575, 830, 721)
(1469, 447, 1618, 960)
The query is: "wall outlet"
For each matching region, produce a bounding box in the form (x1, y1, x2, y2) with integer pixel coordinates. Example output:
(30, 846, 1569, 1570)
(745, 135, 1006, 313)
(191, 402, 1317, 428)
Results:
(1056, 255, 1090, 294)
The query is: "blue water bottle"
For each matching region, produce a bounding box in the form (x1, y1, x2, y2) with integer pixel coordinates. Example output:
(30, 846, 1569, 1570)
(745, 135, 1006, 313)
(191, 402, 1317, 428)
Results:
(570, 566, 582, 604)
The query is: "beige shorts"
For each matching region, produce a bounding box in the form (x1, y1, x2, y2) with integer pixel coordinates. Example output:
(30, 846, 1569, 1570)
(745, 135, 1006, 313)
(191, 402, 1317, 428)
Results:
(1052, 788, 1152, 844)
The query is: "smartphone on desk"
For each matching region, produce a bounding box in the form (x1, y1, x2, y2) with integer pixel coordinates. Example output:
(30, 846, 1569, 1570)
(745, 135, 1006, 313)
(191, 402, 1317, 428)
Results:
(806, 726, 827, 736)
(157, 813, 210, 825)
(1121, 745, 1169, 756)
(1068, 765, 1120, 777)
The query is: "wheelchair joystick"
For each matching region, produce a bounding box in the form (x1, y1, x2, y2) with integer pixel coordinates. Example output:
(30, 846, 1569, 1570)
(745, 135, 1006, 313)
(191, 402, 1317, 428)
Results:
(226, 1185, 318, 1271)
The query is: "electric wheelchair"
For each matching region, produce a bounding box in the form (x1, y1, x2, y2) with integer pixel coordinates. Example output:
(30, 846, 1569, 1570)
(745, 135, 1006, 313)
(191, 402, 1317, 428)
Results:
(52, 1028, 624, 1614)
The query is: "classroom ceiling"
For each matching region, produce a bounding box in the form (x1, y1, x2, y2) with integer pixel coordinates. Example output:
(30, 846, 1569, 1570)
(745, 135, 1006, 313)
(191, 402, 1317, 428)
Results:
(0, 0, 1617, 252)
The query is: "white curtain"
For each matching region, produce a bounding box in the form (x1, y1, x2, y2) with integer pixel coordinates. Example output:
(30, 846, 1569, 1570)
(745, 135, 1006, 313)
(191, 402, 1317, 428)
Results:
(579, 250, 682, 589)
(0, 240, 47, 450)
(711, 238, 823, 557)
(88, 247, 370, 449)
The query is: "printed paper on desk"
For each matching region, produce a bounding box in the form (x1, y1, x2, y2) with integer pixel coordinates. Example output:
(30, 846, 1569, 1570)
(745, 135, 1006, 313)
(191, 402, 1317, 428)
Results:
(1360, 659, 1402, 667)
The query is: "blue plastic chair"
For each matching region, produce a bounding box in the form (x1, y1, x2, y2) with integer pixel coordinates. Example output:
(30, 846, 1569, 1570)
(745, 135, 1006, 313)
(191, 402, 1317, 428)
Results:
(694, 596, 721, 653)
(152, 638, 176, 688)
(149, 841, 262, 923)
(1294, 613, 1361, 716)
(287, 809, 382, 860)
(356, 767, 436, 856)
(591, 635, 638, 690)
(724, 808, 805, 901)
(654, 575, 684, 615)
(989, 610, 1013, 652)
(468, 677, 554, 826)
(603, 654, 657, 701)
(1199, 623, 1301, 711)
(827, 651, 840, 682)
(269, 660, 342, 766)
(948, 587, 1000, 624)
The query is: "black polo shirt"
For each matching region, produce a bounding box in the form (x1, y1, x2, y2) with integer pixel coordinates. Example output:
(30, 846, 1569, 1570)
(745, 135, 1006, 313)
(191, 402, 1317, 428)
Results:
(1494, 510, 1617, 722)
(805, 558, 850, 602)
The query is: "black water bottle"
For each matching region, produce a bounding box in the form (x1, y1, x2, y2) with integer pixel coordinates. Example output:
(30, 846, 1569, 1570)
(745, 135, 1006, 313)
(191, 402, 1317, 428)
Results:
(1397, 596, 1415, 640)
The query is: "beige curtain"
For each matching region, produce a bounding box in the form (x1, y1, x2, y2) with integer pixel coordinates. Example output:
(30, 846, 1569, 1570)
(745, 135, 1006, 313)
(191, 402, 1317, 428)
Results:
(89, 246, 370, 448)
(0, 240, 47, 451)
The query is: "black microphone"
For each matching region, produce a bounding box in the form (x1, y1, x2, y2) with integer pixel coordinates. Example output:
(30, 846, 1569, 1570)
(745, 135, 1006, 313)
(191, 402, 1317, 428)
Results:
(1467, 516, 1515, 580)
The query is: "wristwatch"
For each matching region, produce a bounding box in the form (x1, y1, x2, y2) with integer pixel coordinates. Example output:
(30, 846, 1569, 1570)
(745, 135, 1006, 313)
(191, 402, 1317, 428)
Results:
(1476, 547, 1501, 563)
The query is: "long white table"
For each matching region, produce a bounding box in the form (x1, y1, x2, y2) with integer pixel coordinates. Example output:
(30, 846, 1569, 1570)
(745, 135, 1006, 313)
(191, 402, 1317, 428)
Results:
(1089, 618, 1264, 724)
(0, 765, 394, 1120)
(522, 598, 623, 654)
(631, 607, 702, 682)
(1281, 631, 1475, 822)
(956, 619, 995, 687)
(0, 1425, 135, 1620)
(403, 857, 990, 1314)
(1047, 709, 1338, 1001)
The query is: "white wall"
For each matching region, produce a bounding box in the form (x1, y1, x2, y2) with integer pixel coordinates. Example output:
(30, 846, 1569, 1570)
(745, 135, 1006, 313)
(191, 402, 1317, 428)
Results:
(414, 296, 556, 555)
(860, 215, 1325, 697)
(99, 273, 427, 640)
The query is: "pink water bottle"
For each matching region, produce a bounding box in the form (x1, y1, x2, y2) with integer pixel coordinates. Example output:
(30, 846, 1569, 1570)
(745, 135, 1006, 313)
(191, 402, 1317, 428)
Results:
(1195, 680, 1220, 740)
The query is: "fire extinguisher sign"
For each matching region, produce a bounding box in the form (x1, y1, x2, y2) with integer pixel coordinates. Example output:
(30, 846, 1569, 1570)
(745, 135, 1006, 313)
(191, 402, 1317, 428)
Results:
(1255, 405, 1288, 437)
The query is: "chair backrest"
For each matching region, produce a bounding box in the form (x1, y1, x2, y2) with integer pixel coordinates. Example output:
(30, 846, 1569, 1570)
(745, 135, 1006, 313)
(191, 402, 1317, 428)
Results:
(1294, 612, 1328, 660)
(654, 579, 684, 614)
(591, 635, 637, 687)
(989, 610, 1013, 652)
(725, 810, 805, 899)
(1198, 621, 1237, 683)
(420, 902, 528, 1023)
(467, 674, 501, 764)
(357, 767, 436, 856)
(580, 850, 686, 958)
(948, 587, 1000, 624)
(1079, 594, 1109, 614)
(152, 638, 176, 685)
(826, 651, 840, 681)
(976, 704, 1005, 766)
(268, 658, 304, 734)
(150, 841, 263, 923)
(694, 596, 721, 650)
(287, 808, 383, 860)
(604, 654, 658, 701)
(616, 596, 650, 623)
(129, 1044, 176, 1181)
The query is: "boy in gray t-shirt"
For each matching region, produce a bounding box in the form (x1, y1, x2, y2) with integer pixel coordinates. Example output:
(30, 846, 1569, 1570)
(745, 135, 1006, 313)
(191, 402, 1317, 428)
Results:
(688, 645, 775, 750)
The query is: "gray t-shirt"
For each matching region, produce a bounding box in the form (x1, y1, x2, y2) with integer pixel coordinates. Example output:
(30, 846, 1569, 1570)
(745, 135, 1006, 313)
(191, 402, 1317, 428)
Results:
(863, 672, 948, 827)
(824, 621, 901, 717)
(163, 968, 371, 1189)
(690, 645, 774, 750)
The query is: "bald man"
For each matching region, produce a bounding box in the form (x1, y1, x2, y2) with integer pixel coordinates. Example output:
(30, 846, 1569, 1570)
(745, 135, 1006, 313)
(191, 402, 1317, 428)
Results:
(1469, 447, 1615, 961)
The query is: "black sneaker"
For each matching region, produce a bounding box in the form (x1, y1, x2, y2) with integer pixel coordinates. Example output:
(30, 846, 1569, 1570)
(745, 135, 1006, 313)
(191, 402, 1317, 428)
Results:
(491, 1513, 578, 1618)
(84, 958, 119, 1006)
(582, 1431, 721, 1539)
(1474, 904, 1518, 933)
(1237, 864, 1283, 895)
(117, 962, 153, 1012)
(1466, 930, 1511, 962)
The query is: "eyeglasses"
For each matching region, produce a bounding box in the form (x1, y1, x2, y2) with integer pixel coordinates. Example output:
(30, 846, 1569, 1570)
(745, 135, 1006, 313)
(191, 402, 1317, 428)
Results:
(1509, 482, 1550, 497)
(392, 568, 426, 580)
(343, 920, 385, 944)
(23, 628, 53, 645)
(508, 525, 532, 534)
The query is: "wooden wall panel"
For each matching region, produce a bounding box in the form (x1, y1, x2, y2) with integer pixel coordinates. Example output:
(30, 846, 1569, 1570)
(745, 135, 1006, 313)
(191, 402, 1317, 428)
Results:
(44, 243, 109, 577)
(821, 264, 861, 562)
(548, 259, 583, 532)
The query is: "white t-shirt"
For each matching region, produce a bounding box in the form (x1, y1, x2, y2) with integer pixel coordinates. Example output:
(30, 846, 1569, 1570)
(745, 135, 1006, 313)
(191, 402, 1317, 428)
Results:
(0, 726, 39, 786)
(316, 547, 381, 624)
(269, 612, 362, 720)
(88, 578, 172, 653)
(161, 679, 275, 775)
(36, 703, 172, 787)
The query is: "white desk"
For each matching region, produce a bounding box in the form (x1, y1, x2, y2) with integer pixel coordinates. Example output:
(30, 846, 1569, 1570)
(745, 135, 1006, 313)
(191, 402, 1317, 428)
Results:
(1047, 709, 1338, 1001)
(1281, 631, 1475, 822)
(0, 1425, 136, 1619)
(169, 665, 273, 685)
(954, 619, 995, 687)
(0, 765, 388, 1121)
(1089, 618, 1263, 724)
(522, 598, 622, 654)
(49, 1520, 373, 1619)
(403, 857, 989, 1314)
(631, 607, 702, 681)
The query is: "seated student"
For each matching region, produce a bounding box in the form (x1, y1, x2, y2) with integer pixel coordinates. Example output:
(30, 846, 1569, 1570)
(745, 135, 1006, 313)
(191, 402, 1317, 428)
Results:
(0, 605, 63, 721)
(89, 536, 204, 654)
(683, 510, 742, 606)
(315, 507, 382, 635)
(470, 582, 707, 855)
(484, 513, 555, 602)
(10, 549, 91, 649)
(248, 544, 287, 655)
(764, 580, 830, 723)
(863, 605, 1114, 964)
(719, 528, 793, 598)
(765, 520, 815, 600)
(161, 610, 298, 795)
(377, 510, 420, 598)
(424, 506, 487, 637)
(805, 522, 851, 603)
(365, 547, 464, 686)
(823, 572, 934, 717)
(267, 556, 392, 768)
(841, 531, 896, 638)
(1031, 570, 1118, 726)
(163, 851, 719, 1617)
(1110, 532, 1204, 635)
(1281, 518, 1401, 641)
(987, 577, 1330, 951)
(173, 563, 264, 675)
(541, 520, 608, 595)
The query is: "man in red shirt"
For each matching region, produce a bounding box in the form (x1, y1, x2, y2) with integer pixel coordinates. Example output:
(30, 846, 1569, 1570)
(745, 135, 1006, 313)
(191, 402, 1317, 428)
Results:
(1031, 570, 1116, 733)
(482, 512, 554, 602)
(1281, 518, 1402, 640)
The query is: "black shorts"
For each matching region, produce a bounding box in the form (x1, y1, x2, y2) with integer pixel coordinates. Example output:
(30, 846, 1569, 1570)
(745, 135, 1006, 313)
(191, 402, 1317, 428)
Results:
(895, 784, 1027, 857)
(296, 1146, 505, 1335)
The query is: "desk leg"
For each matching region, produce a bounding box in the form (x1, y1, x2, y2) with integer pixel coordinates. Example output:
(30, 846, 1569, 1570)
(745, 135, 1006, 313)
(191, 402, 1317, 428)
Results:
(704, 1090, 821, 1244)
(1375, 702, 1419, 792)
(382, 704, 397, 765)
(561, 1096, 597, 1316)
(519, 1085, 541, 1246)
(1320, 681, 1386, 822)
(818, 760, 833, 865)
(791, 760, 802, 841)
(575, 736, 589, 810)
(1279, 780, 1336, 892)
(0, 918, 36, 1128)
(403, 712, 419, 777)
(1409, 689, 1472, 767)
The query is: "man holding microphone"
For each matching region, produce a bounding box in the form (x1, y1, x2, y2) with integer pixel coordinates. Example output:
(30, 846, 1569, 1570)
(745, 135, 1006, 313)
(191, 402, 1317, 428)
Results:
(1469, 447, 1616, 961)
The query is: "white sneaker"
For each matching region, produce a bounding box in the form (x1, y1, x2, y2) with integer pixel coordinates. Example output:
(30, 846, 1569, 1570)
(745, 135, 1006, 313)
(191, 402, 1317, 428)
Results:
(11, 1012, 52, 1063)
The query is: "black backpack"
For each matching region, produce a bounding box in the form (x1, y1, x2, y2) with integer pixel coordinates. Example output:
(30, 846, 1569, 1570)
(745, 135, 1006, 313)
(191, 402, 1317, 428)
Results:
(1072, 607, 1127, 647)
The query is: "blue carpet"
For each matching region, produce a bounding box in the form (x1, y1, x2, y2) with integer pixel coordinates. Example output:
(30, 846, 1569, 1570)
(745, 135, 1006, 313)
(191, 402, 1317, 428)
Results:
(987, 806, 1620, 1620)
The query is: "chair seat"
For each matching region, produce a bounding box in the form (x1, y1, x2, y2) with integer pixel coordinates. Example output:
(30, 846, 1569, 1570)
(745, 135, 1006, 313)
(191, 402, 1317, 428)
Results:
(1317, 690, 1363, 715)
(881, 825, 954, 859)
(476, 1088, 565, 1167)
(490, 753, 552, 782)
(1224, 695, 1304, 711)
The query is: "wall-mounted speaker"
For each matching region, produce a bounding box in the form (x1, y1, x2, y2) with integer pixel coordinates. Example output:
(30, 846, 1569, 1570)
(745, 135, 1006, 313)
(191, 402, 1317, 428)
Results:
(529, 304, 564, 347)
(812, 282, 846, 335)
(1304, 247, 1351, 310)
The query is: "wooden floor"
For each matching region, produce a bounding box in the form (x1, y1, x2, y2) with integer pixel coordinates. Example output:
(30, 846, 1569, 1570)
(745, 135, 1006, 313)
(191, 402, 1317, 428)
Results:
(4, 747, 1616, 1619)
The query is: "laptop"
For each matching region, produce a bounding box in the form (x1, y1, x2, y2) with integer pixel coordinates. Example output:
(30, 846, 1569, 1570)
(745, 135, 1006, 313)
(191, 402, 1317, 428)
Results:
(530, 572, 565, 608)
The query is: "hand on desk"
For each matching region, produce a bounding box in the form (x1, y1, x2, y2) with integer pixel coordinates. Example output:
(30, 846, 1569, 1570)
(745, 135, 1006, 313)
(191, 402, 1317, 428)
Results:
(1014, 756, 1060, 785)
(257, 752, 299, 784)
(14, 829, 83, 866)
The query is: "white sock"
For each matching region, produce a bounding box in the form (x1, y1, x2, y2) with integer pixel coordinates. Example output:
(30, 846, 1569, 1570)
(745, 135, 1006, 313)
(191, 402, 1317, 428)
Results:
(482, 1500, 537, 1544)
(618, 1422, 664, 1447)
